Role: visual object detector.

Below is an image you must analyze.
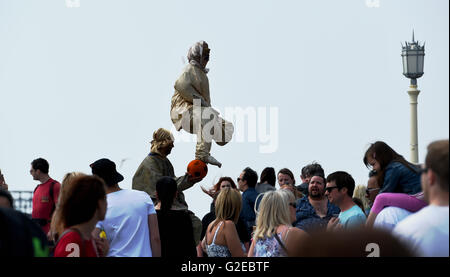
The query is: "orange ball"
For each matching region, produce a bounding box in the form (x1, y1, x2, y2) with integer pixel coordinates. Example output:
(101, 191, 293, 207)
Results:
(187, 160, 208, 179)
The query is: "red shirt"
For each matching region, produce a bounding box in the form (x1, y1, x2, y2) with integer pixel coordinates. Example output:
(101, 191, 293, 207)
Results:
(54, 230, 99, 257)
(32, 178, 61, 234)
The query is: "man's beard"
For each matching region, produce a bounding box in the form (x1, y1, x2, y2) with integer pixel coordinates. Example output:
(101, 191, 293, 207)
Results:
(309, 188, 324, 200)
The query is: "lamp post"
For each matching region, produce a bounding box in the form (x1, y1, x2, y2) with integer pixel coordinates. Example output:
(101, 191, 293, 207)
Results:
(401, 31, 425, 164)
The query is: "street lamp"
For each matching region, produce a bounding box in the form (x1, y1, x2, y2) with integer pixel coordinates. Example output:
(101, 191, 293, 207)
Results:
(401, 30, 425, 164)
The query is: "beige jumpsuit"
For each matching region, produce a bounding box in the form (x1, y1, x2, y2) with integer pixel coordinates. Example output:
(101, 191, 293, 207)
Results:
(170, 64, 234, 162)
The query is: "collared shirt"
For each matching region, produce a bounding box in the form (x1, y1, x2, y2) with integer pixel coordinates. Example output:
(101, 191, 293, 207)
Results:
(239, 187, 260, 236)
(294, 196, 340, 233)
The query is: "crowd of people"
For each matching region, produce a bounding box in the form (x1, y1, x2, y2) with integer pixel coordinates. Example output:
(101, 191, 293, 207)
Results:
(0, 130, 448, 258)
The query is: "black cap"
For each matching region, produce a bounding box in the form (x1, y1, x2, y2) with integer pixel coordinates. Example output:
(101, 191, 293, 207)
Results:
(90, 158, 124, 186)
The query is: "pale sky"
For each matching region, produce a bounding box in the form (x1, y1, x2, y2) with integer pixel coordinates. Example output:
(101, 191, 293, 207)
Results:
(0, 0, 448, 218)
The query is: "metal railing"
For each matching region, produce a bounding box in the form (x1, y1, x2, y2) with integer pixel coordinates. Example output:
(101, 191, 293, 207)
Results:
(10, 190, 33, 216)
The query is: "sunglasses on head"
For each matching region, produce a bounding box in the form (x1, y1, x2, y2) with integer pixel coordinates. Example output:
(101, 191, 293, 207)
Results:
(365, 187, 380, 195)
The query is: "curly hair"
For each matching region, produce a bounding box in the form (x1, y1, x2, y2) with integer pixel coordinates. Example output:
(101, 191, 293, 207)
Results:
(150, 128, 174, 153)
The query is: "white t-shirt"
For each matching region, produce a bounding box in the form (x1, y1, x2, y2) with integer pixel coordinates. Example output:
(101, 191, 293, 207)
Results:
(96, 189, 156, 257)
(393, 205, 449, 257)
(374, 207, 413, 232)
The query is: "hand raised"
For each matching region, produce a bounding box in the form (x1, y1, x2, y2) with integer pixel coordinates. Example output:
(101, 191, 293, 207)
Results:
(327, 216, 340, 232)
(187, 173, 203, 184)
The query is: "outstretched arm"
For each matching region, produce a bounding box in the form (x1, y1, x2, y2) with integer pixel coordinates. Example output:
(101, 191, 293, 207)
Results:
(0, 171, 8, 190)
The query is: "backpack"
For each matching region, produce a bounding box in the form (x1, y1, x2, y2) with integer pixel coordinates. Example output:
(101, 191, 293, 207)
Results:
(0, 207, 49, 256)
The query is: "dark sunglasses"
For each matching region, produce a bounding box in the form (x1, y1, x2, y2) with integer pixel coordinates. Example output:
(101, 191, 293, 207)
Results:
(289, 202, 297, 209)
(325, 186, 339, 193)
(365, 188, 380, 195)
(237, 177, 242, 182)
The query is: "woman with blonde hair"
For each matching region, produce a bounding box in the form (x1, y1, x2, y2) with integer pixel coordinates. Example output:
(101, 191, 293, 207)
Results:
(249, 190, 308, 257)
(201, 188, 246, 257)
(353, 184, 370, 215)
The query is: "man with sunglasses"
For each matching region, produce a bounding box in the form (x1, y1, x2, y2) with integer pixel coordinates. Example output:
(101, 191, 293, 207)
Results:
(365, 170, 381, 214)
(293, 174, 340, 233)
(393, 140, 449, 257)
(326, 171, 366, 231)
(237, 167, 260, 238)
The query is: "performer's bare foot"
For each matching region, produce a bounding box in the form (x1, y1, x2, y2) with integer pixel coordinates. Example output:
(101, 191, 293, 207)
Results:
(204, 155, 222, 168)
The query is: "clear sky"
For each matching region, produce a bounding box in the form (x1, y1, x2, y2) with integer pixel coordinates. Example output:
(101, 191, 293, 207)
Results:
(0, 0, 448, 219)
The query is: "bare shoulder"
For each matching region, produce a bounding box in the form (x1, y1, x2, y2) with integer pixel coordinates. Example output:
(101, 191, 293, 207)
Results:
(286, 227, 310, 257)
(288, 226, 309, 240)
(222, 220, 238, 233)
(223, 220, 235, 227)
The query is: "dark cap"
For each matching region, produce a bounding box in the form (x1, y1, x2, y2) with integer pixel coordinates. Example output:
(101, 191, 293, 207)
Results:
(90, 158, 124, 186)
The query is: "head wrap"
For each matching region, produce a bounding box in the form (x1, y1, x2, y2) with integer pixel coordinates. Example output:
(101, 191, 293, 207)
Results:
(187, 40, 209, 73)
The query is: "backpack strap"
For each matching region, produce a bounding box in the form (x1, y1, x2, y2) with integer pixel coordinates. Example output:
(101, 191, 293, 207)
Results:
(49, 181, 57, 217)
(32, 180, 57, 223)
(274, 229, 289, 255)
(274, 233, 288, 255)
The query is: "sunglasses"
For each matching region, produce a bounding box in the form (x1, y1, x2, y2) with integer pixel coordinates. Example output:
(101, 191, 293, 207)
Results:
(237, 177, 242, 182)
(325, 186, 339, 193)
(365, 187, 380, 195)
(289, 202, 297, 209)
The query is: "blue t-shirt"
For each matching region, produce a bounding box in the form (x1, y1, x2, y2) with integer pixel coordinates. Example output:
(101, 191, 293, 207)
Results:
(338, 205, 366, 229)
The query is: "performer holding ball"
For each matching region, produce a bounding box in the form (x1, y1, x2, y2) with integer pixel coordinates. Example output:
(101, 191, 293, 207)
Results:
(132, 128, 204, 247)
